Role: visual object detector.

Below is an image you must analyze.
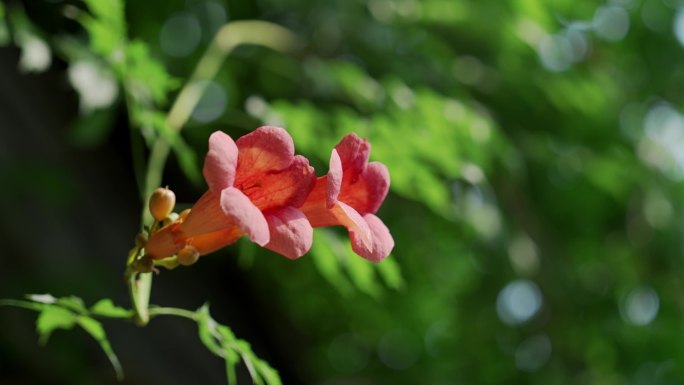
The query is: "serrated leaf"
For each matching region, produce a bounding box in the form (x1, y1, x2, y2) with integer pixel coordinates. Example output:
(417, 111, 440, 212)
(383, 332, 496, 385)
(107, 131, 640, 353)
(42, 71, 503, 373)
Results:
(90, 299, 133, 318)
(36, 305, 76, 344)
(77, 316, 124, 380)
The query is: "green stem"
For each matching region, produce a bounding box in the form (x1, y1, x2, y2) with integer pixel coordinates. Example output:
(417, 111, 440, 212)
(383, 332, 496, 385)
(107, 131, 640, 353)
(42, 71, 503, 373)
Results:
(148, 306, 198, 321)
(125, 21, 300, 328)
(127, 272, 152, 326)
(143, 20, 300, 203)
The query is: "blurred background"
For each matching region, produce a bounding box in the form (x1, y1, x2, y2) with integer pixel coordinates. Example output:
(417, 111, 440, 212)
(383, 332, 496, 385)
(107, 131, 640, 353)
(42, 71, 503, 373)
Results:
(2, 0, 684, 384)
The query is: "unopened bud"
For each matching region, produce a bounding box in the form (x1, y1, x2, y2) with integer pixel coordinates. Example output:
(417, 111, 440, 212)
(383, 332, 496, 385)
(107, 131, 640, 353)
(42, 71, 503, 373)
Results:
(149, 187, 176, 221)
(177, 245, 200, 266)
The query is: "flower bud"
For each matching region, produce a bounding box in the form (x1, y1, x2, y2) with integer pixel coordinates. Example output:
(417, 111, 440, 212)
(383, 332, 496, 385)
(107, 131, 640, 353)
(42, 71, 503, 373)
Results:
(177, 245, 200, 266)
(149, 187, 176, 221)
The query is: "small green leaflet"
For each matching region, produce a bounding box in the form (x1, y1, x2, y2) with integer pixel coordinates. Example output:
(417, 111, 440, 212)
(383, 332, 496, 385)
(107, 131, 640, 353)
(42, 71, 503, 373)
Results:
(196, 304, 282, 385)
(36, 305, 76, 345)
(2, 295, 125, 380)
(90, 299, 134, 318)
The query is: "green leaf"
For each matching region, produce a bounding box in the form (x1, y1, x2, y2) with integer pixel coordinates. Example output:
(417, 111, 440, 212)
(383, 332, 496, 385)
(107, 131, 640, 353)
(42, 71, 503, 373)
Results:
(197, 304, 282, 385)
(374, 256, 405, 290)
(80, 0, 125, 57)
(36, 305, 76, 345)
(345, 250, 382, 299)
(256, 360, 282, 385)
(224, 348, 239, 385)
(76, 316, 124, 380)
(90, 299, 133, 318)
(310, 230, 354, 297)
(196, 303, 223, 356)
(56, 296, 87, 314)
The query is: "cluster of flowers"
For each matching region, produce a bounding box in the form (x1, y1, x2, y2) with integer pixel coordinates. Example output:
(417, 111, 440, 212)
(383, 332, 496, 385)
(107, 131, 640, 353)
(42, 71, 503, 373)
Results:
(145, 126, 394, 265)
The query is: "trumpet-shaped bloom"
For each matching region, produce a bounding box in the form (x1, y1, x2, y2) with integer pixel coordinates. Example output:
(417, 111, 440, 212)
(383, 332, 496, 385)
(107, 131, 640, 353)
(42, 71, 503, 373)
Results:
(300, 133, 394, 262)
(145, 126, 316, 260)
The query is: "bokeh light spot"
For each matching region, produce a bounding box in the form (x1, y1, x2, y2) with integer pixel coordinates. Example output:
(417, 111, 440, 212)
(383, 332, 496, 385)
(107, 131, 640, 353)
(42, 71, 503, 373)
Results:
(538, 34, 574, 72)
(593, 5, 630, 41)
(424, 321, 452, 358)
(18, 35, 51, 73)
(508, 235, 540, 276)
(191, 80, 227, 123)
(515, 334, 552, 372)
(160, 12, 202, 57)
(622, 286, 659, 325)
(497, 279, 542, 326)
(68, 60, 119, 112)
(674, 8, 684, 47)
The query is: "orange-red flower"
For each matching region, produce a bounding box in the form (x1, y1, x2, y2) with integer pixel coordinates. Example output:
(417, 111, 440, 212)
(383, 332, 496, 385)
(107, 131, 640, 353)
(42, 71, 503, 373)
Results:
(145, 126, 316, 260)
(300, 133, 394, 262)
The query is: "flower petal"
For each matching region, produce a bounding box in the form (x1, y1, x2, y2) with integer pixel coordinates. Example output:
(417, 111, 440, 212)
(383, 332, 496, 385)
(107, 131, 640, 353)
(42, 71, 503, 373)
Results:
(326, 149, 342, 208)
(330, 201, 372, 250)
(220, 187, 269, 246)
(335, 133, 370, 176)
(203, 131, 238, 191)
(180, 191, 233, 237)
(242, 155, 316, 212)
(264, 207, 313, 259)
(188, 227, 242, 256)
(235, 126, 294, 188)
(339, 161, 390, 214)
(350, 213, 394, 262)
(145, 223, 184, 259)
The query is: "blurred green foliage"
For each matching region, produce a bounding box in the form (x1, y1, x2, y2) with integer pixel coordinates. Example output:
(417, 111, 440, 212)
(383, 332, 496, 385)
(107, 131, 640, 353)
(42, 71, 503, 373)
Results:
(3, 0, 684, 384)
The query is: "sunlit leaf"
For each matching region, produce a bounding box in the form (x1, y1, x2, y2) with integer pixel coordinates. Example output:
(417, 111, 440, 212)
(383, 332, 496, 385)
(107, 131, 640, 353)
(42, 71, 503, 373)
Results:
(55, 296, 87, 314)
(80, 0, 125, 57)
(36, 305, 76, 345)
(90, 299, 133, 318)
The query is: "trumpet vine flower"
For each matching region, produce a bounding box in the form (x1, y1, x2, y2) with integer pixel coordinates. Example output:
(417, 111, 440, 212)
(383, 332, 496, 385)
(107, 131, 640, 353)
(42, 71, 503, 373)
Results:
(300, 133, 394, 262)
(145, 126, 316, 260)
